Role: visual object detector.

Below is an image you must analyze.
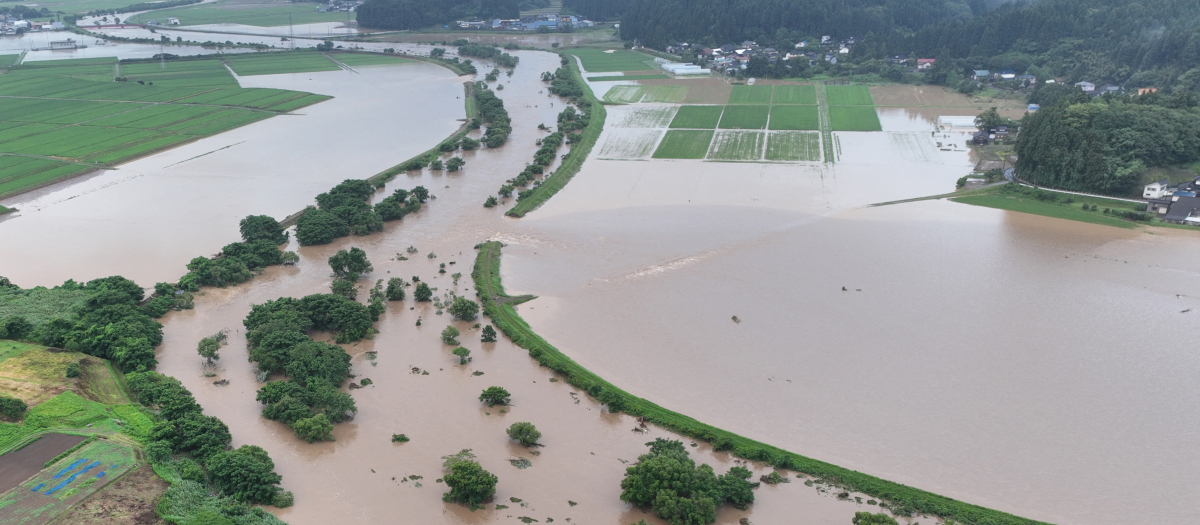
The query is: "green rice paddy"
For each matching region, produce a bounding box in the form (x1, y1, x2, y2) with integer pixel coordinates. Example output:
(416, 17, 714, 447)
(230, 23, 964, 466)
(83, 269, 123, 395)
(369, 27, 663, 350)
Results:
(765, 131, 821, 161)
(772, 85, 817, 104)
(768, 105, 820, 130)
(331, 53, 412, 67)
(828, 106, 883, 131)
(652, 130, 715, 159)
(225, 52, 341, 76)
(825, 85, 874, 105)
(669, 105, 724, 129)
(128, 0, 350, 27)
(706, 131, 765, 161)
(728, 85, 773, 104)
(718, 105, 770, 129)
(641, 85, 689, 103)
(0, 54, 21, 67)
(0, 56, 331, 198)
(566, 49, 656, 73)
(603, 85, 648, 103)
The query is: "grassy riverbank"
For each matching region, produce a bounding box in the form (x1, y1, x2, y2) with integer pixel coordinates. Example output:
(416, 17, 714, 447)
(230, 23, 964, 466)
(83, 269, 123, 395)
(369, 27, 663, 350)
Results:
(472, 240, 1048, 525)
(950, 184, 1164, 230)
(505, 53, 605, 217)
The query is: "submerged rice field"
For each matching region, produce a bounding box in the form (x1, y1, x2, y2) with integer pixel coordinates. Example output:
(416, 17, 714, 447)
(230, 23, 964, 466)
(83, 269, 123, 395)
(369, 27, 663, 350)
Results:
(603, 85, 648, 103)
(0, 55, 334, 198)
(598, 129, 664, 159)
(765, 131, 822, 161)
(613, 107, 678, 128)
(706, 130, 765, 161)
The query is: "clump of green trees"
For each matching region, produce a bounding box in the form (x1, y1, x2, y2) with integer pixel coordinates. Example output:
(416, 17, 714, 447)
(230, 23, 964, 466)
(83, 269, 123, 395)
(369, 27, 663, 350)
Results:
(458, 42, 520, 68)
(447, 297, 479, 320)
(179, 215, 295, 291)
(440, 449, 498, 508)
(128, 370, 293, 510)
(242, 294, 374, 441)
(620, 438, 757, 525)
(296, 180, 429, 246)
(1016, 88, 1200, 195)
(474, 86, 512, 148)
(197, 330, 225, 365)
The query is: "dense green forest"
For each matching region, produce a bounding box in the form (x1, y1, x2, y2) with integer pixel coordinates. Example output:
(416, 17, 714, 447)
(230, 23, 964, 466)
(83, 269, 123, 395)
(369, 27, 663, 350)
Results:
(604, 0, 1200, 92)
(357, 0, 518, 29)
(1015, 87, 1200, 194)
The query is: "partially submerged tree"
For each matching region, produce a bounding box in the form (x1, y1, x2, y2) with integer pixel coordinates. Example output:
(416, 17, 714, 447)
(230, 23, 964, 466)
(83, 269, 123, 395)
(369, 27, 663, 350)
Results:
(206, 444, 283, 503)
(414, 282, 433, 302)
(440, 449, 497, 507)
(853, 512, 899, 525)
(197, 334, 221, 365)
(441, 325, 461, 345)
(328, 247, 373, 280)
(481, 325, 497, 343)
(293, 413, 334, 443)
(239, 215, 288, 245)
(506, 422, 541, 447)
(479, 386, 510, 407)
(620, 439, 759, 525)
(385, 277, 406, 301)
(447, 297, 479, 321)
(452, 346, 471, 365)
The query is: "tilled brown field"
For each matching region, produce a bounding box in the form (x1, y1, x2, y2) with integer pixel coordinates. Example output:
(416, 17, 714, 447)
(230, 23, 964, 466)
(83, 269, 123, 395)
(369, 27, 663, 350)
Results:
(52, 464, 166, 525)
(0, 433, 86, 493)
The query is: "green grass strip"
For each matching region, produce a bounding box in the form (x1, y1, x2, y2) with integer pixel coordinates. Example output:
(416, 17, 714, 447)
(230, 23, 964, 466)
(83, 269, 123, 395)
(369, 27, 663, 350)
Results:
(951, 194, 1138, 229)
(587, 75, 670, 81)
(506, 55, 606, 218)
(472, 240, 1050, 525)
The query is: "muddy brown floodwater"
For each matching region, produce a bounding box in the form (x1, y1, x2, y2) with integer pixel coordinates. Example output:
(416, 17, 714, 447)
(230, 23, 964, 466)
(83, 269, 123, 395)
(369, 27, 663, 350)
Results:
(6, 34, 1199, 525)
(152, 50, 893, 525)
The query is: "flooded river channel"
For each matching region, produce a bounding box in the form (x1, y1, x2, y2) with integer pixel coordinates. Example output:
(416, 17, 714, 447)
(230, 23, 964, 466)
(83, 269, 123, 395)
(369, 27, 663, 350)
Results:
(1, 32, 1197, 525)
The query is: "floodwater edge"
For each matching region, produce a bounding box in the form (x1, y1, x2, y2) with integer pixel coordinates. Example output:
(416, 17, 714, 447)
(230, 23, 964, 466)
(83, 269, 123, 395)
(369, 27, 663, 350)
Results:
(471, 241, 1050, 525)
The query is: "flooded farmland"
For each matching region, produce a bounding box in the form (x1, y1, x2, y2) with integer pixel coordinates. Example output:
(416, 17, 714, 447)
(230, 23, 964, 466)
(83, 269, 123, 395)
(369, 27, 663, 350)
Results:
(2, 32, 1198, 525)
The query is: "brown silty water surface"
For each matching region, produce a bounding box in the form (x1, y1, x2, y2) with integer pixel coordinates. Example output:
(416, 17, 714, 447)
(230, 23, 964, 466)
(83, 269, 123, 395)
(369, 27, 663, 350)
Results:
(151, 50, 891, 525)
(6, 37, 1199, 525)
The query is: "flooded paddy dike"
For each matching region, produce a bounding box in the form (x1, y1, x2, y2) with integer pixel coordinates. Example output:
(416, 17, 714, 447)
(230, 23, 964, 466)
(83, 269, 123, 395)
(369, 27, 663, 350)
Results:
(2, 34, 1198, 525)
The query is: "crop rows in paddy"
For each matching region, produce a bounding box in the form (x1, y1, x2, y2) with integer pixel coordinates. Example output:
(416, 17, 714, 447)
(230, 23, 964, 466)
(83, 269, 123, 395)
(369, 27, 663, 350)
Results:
(0, 56, 334, 197)
(728, 84, 817, 104)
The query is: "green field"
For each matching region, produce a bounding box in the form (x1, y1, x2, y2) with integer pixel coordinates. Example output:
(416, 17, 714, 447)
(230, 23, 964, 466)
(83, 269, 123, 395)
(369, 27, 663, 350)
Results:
(951, 187, 1144, 229)
(706, 131, 765, 161)
(641, 85, 689, 103)
(766, 131, 821, 161)
(768, 105, 820, 130)
(825, 85, 874, 105)
(652, 130, 715, 159)
(772, 85, 817, 104)
(587, 74, 670, 81)
(669, 105, 723, 129)
(331, 53, 412, 67)
(0, 54, 21, 67)
(728, 85, 773, 104)
(602, 85, 647, 103)
(718, 105, 770, 129)
(225, 53, 341, 76)
(0, 56, 331, 198)
(828, 106, 882, 131)
(0, 439, 137, 524)
(566, 49, 655, 73)
(128, 0, 351, 27)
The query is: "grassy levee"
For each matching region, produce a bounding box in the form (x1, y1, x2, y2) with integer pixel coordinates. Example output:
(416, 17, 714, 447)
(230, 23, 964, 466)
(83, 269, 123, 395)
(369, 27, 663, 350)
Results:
(473, 240, 1049, 525)
(506, 54, 605, 218)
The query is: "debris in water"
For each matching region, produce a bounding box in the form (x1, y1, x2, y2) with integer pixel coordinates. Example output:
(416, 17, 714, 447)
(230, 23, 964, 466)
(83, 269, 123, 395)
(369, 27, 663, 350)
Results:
(731, 315, 740, 323)
(509, 458, 533, 469)
(212, 379, 229, 386)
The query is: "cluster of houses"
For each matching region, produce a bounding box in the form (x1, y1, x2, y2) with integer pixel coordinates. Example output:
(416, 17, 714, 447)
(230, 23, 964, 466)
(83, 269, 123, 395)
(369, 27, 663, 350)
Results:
(316, 0, 362, 14)
(0, 16, 64, 34)
(665, 38, 938, 76)
(455, 14, 595, 32)
(1143, 178, 1200, 225)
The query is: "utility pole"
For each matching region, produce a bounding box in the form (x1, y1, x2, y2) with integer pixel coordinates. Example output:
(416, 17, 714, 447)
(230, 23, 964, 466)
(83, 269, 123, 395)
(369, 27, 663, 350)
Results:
(288, 13, 294, 49)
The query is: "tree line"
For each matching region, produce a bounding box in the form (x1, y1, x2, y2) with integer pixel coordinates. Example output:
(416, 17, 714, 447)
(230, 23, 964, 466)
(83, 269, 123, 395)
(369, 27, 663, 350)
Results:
(599, 0, 1200, 93)
(356, 0, 519, 30)
(1015, 88, 1200, 195)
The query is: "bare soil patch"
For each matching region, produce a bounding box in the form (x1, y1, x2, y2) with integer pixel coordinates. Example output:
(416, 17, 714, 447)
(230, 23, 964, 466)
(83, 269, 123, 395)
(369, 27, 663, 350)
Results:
(0, 433, 86, 493)
(53, 463, 167, 525)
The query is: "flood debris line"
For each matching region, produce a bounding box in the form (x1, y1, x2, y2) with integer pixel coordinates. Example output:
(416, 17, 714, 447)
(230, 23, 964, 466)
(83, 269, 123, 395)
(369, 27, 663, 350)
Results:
(471, 241, 1048, 525)
(505, 54, 606, 218)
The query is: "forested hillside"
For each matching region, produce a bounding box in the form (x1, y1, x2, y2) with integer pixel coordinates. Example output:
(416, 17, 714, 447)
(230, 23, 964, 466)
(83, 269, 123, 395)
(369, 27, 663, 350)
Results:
(605, 0, 1200, 92)
(357, 0, 518, 30)
(1015, 87, 1200, 194)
